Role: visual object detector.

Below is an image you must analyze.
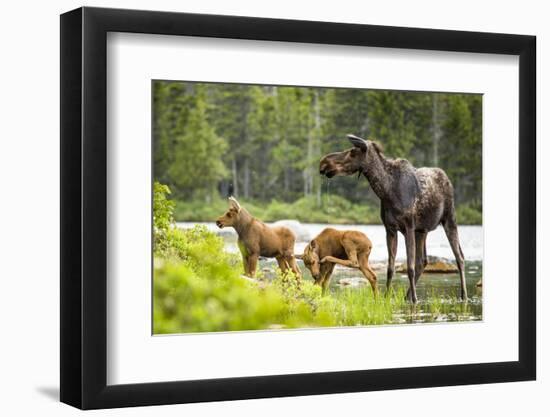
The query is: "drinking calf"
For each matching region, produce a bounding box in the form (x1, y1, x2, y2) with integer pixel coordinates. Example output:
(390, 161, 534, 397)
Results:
(298, 228, 377, 295)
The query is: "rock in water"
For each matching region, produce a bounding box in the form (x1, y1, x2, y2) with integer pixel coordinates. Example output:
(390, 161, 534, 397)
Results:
(272, 220, 311, 241)
(396, 256, 458, 273)
(338, 277, 369, 287)
(424, 261, 458, 273)
(370, 262, 386, 271)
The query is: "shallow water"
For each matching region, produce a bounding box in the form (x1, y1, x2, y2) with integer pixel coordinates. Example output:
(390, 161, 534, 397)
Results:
(177, 222, 483, 324)
(177, 222, 483, 262)
(322, 261, 482, 324)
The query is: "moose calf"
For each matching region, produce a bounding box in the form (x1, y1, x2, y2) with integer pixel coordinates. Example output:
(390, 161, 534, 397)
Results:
(298, 228, 377, 295)
(216, 197, 301, 279)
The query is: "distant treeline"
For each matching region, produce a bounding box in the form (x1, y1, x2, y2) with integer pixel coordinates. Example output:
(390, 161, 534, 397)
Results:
(153, 81, 482, 222)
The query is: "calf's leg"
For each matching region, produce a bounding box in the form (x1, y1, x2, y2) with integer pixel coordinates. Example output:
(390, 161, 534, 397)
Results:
(287, 256, 302, 280)
(242, 255, 251, 276)
(321, 237, 362, 268)
(276, 256, 288, 273)
(358, 252, 378, 296)
(319, 262, 335, 295)
(320, 256, 357, 268)
(246, 254, 259, 278)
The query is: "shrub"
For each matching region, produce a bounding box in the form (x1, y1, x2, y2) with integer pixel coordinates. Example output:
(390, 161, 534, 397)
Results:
(173, 194, 382, 224)
(153, 228, 335, 333)
(153, 182, 176, 255)
(456, 203, 482, 225)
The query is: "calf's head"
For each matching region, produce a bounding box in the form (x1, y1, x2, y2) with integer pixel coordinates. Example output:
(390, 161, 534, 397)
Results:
(319, 134, 375, 178)
(216, 197, 242, 229)
(299, 240, 321, 282)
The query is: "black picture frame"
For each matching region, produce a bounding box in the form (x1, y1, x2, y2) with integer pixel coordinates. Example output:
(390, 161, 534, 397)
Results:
(60, 6, 536, 410)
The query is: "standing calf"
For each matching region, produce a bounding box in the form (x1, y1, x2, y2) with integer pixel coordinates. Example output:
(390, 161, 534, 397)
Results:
(216, 197, 301, 279)
(298, 228, 377, 295)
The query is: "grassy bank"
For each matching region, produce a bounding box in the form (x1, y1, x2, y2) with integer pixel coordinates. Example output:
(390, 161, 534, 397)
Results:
(154, 183, 410, 333)
(173, 195, 482, 225)
(153, 221, 413, 333)
(154, 183, 479, 334)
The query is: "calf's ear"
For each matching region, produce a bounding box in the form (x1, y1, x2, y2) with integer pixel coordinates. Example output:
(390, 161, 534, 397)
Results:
(294, 254, 304, 260)
(347, 134, 368, 152)
(228, 196, 242, 212)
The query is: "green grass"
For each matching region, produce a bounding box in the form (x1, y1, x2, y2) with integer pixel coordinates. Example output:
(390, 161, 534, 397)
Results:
(153, 225, 337, 334)
(323, 286, 407, 326)
(152, 223, 477, 333)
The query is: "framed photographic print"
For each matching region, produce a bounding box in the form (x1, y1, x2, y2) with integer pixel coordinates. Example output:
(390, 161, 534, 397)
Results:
(60, 6, 536, 410)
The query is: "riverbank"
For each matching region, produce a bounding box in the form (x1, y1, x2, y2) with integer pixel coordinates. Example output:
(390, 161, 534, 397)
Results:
(154, 184, 483, 334)
(173, 196, 483, 225)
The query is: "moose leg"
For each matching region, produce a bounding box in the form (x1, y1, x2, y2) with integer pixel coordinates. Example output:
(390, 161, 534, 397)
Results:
(443, 220, 468, 300)
(319, 262, 335, 295)
(423, 239, 428, 268)
(320, 255, 358, 268)
(358, 252, 378, 296)
(246, 254, 259, 278)
(321, 237, 362, 268)
(385, 229, 398, 294)
(242, 255, 251, 276)
(406, 231, 427, 300)
(404, 228, 417, 303)
(288, 256, 302, 280)
(275, 256, 288, 273)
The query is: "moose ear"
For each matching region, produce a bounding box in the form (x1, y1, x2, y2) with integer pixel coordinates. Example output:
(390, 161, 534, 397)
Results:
(310, 240, 317, 250)
(347, 134, 368, 152)
(228, 196, 241, 212)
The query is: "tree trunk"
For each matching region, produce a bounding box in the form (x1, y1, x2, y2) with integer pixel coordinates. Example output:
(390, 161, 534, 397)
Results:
(231, 158, 239, 197)
(305, 130, 313, 197)
(432, 94, 442, 166)
(284, 167, 289, 197)
(243, 158, 250, 199)
(313, 91, 322, 206)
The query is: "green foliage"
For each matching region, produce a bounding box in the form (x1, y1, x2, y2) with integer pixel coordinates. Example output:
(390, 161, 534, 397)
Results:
(153, 182, 176, 256)
(167, 88, 227, 200)
(154, 81, 482, 224)
(174, 194, 381, 224)
(154, 260, 289, 334)
(456, 203, 483, 225)
(153, 224, 334, 333)
(173, 196, 481, 225)
(321, 286, 408, 326)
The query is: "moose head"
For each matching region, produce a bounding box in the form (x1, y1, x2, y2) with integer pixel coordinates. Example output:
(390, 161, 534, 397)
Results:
(297, 240, 321, 282)
(215, 197, 243, 229)
(319, 134, 381, 179)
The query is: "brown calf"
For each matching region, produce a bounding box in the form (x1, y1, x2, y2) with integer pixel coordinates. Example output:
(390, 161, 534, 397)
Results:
(216, 197, 301, 279)
(298, 228, 377, 295)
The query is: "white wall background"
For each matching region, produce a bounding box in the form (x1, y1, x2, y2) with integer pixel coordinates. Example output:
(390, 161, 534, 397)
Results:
(0, 0, 545, 415)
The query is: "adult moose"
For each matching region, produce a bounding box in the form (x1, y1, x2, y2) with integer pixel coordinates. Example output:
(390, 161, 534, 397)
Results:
(319, 134, 467, 303)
